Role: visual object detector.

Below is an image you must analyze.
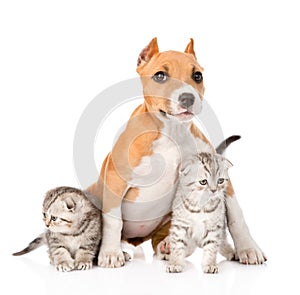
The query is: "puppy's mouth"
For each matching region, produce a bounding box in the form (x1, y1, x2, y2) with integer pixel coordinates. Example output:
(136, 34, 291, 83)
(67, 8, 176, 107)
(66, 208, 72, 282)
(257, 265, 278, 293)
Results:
(159, 109, 194, 119)
(175, 110, 194, 119)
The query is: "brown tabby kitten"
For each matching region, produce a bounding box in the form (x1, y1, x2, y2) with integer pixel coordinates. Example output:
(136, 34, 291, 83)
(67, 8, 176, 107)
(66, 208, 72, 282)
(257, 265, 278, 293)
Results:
(13, 186, 102, 271)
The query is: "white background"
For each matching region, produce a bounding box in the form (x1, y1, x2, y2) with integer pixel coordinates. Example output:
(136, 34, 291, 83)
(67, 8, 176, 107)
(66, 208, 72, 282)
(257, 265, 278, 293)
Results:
(1, 0, 299, 294)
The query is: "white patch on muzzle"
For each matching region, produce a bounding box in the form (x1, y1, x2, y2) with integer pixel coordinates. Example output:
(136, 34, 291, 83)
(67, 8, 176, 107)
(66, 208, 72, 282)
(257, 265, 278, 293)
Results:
(169, 85, 202, 119)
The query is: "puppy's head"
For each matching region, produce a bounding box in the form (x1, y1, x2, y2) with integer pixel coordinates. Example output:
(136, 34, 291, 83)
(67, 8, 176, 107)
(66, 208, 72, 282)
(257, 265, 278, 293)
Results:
(137, 38, 205, 121)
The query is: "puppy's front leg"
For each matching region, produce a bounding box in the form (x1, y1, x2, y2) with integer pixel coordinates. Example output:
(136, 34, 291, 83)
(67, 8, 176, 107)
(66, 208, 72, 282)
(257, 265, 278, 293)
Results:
(97, 184, 127, 268)
(96, 154, 128, 268)
(98, 211, 125, 268)
(225, 181, 267, 264)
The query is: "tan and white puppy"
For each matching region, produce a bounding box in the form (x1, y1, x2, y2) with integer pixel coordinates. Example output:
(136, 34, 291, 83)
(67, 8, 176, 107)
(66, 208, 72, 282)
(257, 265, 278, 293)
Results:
(87, 38, 266, 268)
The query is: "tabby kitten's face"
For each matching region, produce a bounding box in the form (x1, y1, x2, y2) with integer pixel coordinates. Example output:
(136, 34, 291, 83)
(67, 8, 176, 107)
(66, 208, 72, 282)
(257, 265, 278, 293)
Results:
(42, 191, 83, 234)
(181, 153, 232, 197)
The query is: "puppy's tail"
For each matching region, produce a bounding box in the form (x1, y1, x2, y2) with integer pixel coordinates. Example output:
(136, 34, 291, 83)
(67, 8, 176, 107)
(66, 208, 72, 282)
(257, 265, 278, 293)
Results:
(215, 135, 241, 155)
(12, 233, 46, 256)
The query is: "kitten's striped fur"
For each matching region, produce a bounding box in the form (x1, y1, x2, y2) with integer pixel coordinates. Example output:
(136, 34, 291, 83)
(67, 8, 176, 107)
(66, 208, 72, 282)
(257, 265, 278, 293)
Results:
(13, 186, 102, 272)
(166, 151, 236, 274)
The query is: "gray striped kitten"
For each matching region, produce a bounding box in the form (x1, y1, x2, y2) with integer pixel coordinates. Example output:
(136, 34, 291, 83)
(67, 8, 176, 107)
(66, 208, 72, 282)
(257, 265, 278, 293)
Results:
(13, 186, 102, 272)
(166, 152, 236, 274)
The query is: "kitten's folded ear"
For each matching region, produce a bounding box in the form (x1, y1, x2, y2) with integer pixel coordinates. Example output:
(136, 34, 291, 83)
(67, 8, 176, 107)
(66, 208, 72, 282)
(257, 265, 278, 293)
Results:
(180, 166, 191, 176)
(65, 197, 76, 212)
(64, 193, 82, 212)
(215, 154, 233, 169)
(224, 158, 233, 169)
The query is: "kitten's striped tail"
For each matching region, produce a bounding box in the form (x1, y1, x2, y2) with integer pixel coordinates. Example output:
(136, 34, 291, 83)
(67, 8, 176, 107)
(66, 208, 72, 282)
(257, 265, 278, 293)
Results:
(215, 135, 241, 155)
(12, 233, 46, 256)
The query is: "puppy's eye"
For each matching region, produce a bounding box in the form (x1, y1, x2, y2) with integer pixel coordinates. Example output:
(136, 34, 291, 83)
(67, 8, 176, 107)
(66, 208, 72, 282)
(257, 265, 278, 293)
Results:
(51, 216, 57, 221)
(192, 71, 203, 83)
(217, 178, 225, 184)
(199, 179, 207, 185)
(153, 71, 168, 83)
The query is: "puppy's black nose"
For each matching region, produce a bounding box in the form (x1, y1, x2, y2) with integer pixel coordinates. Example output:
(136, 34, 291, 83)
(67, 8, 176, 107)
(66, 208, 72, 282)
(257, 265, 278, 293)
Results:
(178, 93, 195, 108)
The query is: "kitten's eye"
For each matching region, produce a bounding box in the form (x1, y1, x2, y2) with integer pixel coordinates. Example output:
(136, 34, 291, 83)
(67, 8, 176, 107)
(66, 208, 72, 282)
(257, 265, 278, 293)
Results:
(199, 179, 208, 186)
(43, 213, 47, 218)
(192, 71, 203, 83)
(153, 71, 168, 83)
(217, 178, 225, 184)
(51, 216, 57, 221)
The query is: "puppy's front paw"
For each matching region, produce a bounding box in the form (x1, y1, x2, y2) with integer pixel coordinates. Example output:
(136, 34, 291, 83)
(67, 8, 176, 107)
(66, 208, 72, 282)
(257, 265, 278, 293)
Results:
(234, 237, 267, 264)
(166, 263, 184, 273)
(98, 250, 125, 268)
(202, 264, 218, 274)
(236, 247, 267, 265)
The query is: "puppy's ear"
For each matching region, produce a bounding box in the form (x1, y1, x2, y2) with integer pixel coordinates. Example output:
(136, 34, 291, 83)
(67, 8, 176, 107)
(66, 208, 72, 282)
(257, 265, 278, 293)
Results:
(137, 37, 159, 67)
(184, 38, 196, 59)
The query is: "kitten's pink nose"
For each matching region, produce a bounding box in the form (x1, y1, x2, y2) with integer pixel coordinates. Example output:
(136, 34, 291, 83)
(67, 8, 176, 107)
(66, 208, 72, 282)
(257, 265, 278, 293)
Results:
(211, 189, 217, 193)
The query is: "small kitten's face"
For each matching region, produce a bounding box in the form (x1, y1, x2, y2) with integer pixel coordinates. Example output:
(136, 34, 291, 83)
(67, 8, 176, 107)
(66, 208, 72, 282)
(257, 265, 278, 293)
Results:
(42, 192, 83, 233)
(181, 153, 232, 197)
(197, 154, 232, 196)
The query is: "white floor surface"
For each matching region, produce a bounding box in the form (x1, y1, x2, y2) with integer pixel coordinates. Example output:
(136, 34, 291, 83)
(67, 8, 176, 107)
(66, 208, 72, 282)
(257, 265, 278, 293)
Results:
(2, 240, 296, 295)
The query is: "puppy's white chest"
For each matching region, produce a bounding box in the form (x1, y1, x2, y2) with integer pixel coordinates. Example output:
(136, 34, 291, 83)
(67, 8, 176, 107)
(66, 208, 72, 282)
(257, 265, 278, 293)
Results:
(130, 134, 180, 190)
(124, 134, 180, 221)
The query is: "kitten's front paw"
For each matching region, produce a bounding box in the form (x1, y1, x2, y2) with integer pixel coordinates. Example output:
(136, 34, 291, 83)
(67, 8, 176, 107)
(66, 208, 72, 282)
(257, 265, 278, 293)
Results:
(55, 261, 75, 272)
(202, 264, 218, 274)
(166, 263, 184, 273)
(98, 250, 125, 268)
(76, 260, 93, 270)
